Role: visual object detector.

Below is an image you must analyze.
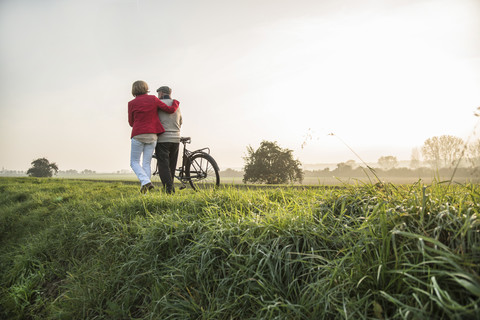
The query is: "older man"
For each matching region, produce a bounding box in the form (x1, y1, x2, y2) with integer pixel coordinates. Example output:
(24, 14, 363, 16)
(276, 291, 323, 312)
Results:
(155, 86, 182, 194)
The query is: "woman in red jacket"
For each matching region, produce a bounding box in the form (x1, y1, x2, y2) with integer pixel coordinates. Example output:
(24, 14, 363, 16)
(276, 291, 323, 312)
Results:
(128, 80, 179, 193)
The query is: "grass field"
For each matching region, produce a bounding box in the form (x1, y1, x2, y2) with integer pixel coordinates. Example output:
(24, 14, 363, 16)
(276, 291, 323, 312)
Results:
(53, 171, 479, 186)
(0, 177, 479, 319)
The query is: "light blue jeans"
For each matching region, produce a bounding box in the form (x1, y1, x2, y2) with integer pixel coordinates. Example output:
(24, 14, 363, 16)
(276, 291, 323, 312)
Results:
(130, 138, 156, 186)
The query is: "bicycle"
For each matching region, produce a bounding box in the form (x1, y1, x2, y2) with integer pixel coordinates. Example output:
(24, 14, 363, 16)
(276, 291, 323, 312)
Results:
(151, 137, 220, 191)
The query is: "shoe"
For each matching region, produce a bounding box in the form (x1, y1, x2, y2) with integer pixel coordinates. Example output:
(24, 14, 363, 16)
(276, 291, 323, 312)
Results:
(166, 185, 175, 194)
(140, 182, 155, 194)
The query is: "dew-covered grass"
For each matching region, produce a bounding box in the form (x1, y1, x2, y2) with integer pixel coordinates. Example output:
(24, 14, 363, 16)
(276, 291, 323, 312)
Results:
(0, 177, 479, 319)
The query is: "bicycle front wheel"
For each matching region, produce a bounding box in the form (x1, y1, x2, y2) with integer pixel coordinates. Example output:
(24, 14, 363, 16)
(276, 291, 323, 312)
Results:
(186, 153, 220, 191)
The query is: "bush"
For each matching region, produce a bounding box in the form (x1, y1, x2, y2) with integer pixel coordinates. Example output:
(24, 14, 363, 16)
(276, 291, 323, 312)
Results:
(243, 141, 303, 184)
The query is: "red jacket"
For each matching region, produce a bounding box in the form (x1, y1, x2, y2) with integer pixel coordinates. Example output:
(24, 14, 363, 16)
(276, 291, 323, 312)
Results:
(128, 94, 179, 138)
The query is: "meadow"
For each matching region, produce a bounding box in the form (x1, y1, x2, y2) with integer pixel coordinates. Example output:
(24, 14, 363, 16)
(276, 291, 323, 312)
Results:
(0, 177, 479, 319)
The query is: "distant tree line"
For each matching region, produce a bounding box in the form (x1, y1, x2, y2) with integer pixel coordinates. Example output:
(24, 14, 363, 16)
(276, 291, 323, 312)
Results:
(0, 169, 25, 176)
(58, 169, 97, 175)
(23, 158, 100, 178)
(303, 166, 479, 179)
(220, 168, 244, 177)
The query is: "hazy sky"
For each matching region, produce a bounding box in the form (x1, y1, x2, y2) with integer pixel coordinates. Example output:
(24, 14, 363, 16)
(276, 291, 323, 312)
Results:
(1, 0, 479, 172)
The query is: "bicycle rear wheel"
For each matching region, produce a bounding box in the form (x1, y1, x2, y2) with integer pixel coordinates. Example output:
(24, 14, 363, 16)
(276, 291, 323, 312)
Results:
(186, 153, 220, 191)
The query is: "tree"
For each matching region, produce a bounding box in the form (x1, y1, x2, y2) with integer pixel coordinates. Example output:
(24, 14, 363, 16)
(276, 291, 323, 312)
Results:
(345, 160, 356, 169)
(421, 135, 464, 168)
(243, 141, 303, 184)
(336, 161, 353, 172)
(467, 139, 480, 167)
(27, 158, 58, 177)
(377, 156, 398, 170)
(410, 147, 421, 169)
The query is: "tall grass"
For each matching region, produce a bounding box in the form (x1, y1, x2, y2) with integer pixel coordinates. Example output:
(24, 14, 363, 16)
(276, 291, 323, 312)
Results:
(0, 177, 479, 319)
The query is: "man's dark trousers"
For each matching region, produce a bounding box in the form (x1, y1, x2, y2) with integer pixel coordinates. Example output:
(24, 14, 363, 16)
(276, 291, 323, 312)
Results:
(155, 142, 179, 194)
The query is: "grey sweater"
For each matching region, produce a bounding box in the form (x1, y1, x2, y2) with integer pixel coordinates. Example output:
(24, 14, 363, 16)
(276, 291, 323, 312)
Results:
(157, 98, 182, 143)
